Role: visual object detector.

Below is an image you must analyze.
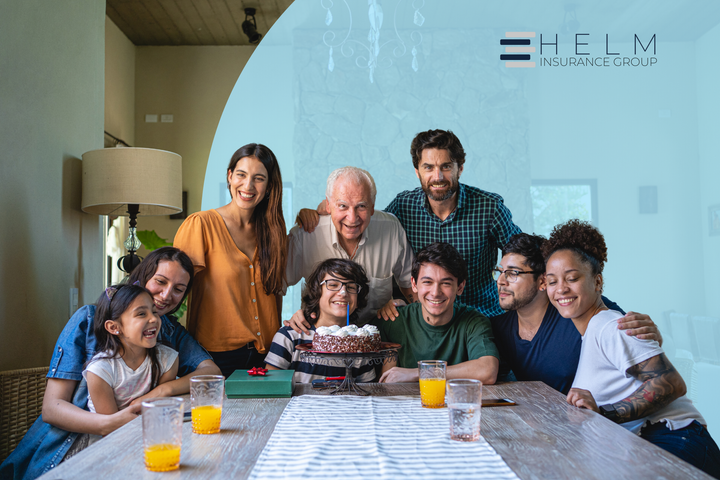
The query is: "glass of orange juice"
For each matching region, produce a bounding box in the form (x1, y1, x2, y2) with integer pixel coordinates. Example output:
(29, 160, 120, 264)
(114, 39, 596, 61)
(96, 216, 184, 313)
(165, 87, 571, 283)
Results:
(418, 360, 447, 408)
(190, 375, 224, 434)
(141, 397, 184, 472)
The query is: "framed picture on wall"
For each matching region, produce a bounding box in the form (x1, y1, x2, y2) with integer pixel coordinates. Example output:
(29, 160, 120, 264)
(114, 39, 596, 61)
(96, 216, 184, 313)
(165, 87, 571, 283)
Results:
(710, 204, 720, 237)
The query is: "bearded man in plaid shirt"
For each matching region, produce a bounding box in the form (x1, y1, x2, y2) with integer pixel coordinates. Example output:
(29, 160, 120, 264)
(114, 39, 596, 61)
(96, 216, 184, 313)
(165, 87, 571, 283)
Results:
(381, 129, 521, 318)
(295, 129, 521, 319)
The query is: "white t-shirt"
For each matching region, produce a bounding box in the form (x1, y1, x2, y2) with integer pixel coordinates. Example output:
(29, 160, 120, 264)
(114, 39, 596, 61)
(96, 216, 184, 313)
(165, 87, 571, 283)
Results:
(83, 344, 178, 412)
(572, 309, 704, 434)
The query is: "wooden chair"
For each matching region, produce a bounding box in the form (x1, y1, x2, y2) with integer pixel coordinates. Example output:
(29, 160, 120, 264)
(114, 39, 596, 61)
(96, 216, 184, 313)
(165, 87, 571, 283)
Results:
(0, 367, 49, 463)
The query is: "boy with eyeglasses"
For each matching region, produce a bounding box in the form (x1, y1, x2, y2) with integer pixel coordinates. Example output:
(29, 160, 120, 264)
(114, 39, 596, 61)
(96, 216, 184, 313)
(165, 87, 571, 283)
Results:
(265, 258, 376, 383)
(490, 233, 662, 394)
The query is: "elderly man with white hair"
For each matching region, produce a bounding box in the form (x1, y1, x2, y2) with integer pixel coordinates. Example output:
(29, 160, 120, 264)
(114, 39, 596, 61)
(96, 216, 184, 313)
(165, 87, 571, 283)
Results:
(285, 167, 415, 327)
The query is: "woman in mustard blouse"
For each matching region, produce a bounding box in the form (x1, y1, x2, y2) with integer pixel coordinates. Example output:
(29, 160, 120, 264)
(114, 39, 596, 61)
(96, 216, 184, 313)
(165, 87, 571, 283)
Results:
(174, 144, 287, 377)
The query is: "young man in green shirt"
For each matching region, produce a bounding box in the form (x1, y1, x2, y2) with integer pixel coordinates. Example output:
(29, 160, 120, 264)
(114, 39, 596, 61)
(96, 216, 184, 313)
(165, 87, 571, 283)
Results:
(377, 242, 499, 384)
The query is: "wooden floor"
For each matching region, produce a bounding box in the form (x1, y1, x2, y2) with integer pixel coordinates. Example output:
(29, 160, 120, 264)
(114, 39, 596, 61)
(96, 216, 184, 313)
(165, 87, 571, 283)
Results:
(38, 381, 713, 479)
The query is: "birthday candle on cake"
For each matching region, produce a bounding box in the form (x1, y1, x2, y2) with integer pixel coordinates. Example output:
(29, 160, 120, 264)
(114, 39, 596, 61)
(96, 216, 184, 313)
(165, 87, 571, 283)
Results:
(346, 302, 350, 326)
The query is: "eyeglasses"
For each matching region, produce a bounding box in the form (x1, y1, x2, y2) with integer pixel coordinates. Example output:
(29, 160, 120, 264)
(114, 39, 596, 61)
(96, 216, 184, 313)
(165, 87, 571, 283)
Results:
(492, 268, 537, 283)
(320, 279, 362, 294)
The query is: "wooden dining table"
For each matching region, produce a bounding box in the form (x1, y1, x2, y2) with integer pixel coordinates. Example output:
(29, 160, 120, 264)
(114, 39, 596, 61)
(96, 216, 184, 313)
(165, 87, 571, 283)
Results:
(38, 381, 713, 479)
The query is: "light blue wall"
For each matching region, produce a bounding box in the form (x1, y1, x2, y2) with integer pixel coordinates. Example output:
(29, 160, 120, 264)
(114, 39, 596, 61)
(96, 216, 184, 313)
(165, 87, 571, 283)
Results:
(203, 0, 720, 431)
(697, 23, 720, 319)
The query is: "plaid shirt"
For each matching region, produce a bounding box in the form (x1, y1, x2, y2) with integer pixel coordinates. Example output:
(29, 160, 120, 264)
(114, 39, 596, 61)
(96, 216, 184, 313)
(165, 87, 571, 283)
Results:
(385, 183, 521, 316)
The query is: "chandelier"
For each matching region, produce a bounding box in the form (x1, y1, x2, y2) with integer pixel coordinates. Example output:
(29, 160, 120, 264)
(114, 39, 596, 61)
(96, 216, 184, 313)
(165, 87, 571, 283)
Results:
(322, 0, 425, 83)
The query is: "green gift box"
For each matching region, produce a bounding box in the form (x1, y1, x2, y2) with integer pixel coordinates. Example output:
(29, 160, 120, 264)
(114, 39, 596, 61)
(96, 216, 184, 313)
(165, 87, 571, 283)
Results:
(225, 370, 294, 398)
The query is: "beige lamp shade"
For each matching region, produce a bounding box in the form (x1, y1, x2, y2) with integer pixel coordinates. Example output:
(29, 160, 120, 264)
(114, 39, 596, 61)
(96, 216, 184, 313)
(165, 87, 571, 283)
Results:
(81, 147, 183, 216)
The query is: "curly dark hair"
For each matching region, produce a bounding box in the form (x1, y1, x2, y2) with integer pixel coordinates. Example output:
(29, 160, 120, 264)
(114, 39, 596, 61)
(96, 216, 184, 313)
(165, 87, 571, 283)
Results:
(542, 219, 607, 275)
(501, 233, 547, 279)
(410, 129, 466, 169)
(412, 242, 468, 285)
(302, 259, 369, 325)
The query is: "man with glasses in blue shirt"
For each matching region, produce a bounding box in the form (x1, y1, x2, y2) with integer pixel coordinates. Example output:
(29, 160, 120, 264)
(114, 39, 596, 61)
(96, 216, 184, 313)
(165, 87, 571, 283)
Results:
(490, 233, 662, 394)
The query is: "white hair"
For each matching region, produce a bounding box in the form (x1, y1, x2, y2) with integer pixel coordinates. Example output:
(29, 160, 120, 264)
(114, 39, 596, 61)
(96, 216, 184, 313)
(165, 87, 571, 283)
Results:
(325, 166, 377, 205)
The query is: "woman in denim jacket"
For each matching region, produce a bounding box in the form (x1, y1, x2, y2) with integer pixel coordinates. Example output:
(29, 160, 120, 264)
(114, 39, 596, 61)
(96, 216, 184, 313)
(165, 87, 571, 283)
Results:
(1, 247, 221, 480)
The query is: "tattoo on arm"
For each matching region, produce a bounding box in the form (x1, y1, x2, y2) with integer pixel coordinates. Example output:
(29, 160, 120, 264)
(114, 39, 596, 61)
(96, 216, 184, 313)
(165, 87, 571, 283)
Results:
(611, 353, 685, 423)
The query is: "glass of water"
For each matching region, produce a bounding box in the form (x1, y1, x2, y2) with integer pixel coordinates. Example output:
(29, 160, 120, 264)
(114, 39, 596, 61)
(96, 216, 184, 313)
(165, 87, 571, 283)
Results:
(446, 379, 482, 441)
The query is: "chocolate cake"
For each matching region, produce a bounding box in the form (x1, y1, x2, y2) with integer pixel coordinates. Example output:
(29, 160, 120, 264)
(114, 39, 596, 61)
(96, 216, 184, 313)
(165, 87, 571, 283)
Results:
(313, 324, 381, 353)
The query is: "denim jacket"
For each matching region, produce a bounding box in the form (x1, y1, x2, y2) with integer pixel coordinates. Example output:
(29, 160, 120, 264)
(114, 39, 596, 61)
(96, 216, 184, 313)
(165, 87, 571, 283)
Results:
(0, 305, 211, 480)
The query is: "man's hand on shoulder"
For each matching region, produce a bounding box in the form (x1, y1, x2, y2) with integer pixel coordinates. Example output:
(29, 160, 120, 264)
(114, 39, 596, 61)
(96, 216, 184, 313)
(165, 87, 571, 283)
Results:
(617, 312, 663, 346)
(283, 309, 314, 335)
(379, 367, 418, 383)
(294, 200, 330, 233)
(377, 299, 407, 321)
(295, 209, 320, 233)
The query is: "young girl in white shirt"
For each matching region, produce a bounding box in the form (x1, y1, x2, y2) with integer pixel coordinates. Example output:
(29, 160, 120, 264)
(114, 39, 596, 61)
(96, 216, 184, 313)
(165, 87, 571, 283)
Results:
(83, 284, 179, 416)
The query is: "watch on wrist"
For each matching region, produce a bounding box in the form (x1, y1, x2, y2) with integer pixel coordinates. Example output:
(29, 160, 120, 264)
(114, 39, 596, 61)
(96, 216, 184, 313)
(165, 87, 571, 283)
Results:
(599, 404, 620, 422)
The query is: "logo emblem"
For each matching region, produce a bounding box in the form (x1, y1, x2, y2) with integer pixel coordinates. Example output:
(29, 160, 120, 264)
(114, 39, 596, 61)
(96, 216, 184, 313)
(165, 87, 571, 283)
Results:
(501, 32, 536, 68)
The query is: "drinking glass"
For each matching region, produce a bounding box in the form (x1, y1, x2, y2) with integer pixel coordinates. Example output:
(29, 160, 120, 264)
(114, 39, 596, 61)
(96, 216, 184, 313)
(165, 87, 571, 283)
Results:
(446, 379, 482, 441)
(418, 360, 447, 408)
(142, 397, 184, 471)
(190, 375, 224, 434)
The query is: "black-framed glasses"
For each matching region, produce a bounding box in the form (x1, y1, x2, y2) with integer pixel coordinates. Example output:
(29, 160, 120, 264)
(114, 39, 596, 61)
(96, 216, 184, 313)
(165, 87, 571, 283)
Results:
(492, 267, 537, 283)
(320, 279, 362, 294)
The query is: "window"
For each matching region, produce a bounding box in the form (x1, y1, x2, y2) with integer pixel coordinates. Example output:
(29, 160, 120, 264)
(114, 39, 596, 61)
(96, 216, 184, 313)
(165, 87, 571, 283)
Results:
(530, 179, 598, 238)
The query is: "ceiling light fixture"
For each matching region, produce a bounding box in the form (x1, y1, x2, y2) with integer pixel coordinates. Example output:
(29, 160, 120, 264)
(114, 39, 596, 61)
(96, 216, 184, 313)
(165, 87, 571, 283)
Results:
(242, 8, 262, 45)
(560, 4, 580, 35)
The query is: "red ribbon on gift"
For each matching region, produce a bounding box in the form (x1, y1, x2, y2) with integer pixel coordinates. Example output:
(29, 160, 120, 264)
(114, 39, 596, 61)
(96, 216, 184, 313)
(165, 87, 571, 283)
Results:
(248, 367, 268, 376)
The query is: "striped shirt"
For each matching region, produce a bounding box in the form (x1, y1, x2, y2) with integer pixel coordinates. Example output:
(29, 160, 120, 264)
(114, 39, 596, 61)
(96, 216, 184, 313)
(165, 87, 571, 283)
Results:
(265, 326, 376, 384)
(385, 183, 521, 317)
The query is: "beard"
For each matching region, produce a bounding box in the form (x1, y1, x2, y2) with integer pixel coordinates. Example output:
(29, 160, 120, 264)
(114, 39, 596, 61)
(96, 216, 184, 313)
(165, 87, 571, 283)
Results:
(498, 287, 538, 311)
(421, 175, 460, 202)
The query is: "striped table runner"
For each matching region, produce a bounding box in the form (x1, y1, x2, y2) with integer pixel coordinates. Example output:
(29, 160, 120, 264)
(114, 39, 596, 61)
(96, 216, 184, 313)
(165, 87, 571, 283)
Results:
(248, 395, 519, 480)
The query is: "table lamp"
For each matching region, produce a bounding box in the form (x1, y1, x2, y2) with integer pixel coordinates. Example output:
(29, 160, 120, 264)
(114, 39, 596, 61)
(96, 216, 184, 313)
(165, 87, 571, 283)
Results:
(81, 147, 183, 274)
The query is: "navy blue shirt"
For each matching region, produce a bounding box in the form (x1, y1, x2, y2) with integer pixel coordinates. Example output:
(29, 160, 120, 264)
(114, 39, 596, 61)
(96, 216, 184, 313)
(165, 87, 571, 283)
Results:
(490, 296, 623, 394)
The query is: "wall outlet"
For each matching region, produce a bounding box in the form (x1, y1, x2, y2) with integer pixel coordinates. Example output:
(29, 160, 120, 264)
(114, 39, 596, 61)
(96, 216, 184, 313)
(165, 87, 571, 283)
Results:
(161, 114, 174, 123)
(69, 288, 78, 317)
(145, 114, 158, 123)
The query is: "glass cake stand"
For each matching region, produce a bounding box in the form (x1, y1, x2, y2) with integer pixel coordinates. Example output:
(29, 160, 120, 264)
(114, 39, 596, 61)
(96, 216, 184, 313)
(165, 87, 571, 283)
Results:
(296, 342, 401, 395)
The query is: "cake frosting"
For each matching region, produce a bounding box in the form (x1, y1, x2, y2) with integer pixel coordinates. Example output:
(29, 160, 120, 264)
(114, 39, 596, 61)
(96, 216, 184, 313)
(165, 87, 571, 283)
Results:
(313, 324, 381, 352)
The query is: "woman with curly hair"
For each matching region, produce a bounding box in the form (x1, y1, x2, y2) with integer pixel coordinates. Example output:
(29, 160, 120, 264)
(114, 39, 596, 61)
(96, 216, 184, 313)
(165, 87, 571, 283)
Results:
(264, 259, 376, 383)
(174, 144, 287, 377)
(543, 219, 719, 477)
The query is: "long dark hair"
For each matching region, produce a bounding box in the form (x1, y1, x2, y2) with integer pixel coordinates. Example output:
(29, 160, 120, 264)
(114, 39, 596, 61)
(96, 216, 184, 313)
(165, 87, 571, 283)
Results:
(302, 259, 369, 325)
(227, 144, 287, 296)
(127, 247, 194, 316)
(93, 284, 162, 388)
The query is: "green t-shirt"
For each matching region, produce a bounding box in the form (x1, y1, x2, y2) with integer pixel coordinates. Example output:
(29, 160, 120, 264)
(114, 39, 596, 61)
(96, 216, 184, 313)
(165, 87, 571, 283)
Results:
(374, 302, 499, 368)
